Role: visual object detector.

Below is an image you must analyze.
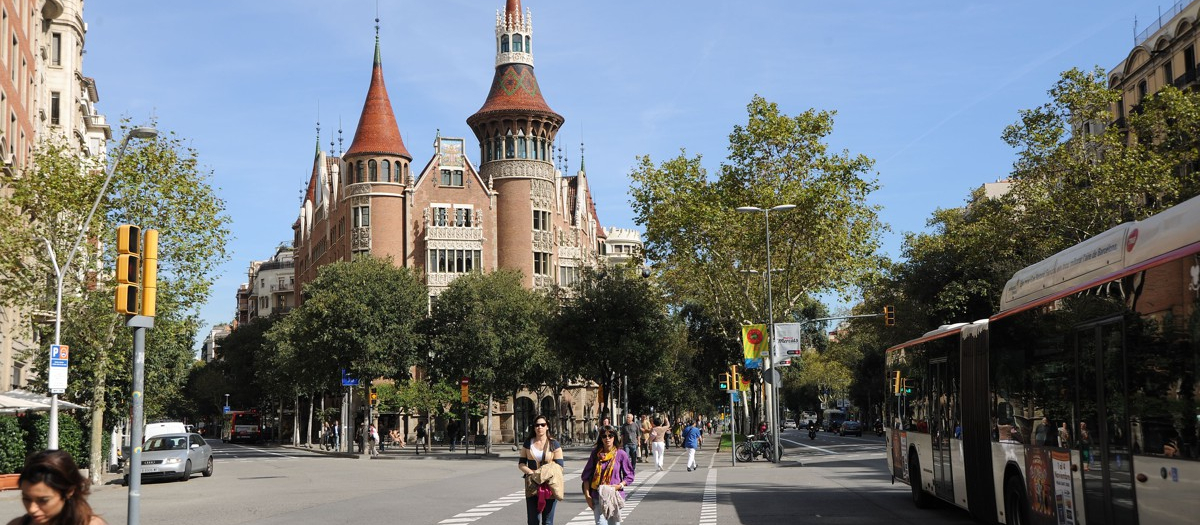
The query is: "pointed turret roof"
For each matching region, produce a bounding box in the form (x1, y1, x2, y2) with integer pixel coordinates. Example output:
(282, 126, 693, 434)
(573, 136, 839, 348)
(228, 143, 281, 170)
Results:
(468, 0, 562, 125)
(345, 38, 412, 159)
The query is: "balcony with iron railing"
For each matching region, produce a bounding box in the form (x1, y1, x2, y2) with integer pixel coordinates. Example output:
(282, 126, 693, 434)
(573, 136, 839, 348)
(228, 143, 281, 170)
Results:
(270, 282, 294, 293)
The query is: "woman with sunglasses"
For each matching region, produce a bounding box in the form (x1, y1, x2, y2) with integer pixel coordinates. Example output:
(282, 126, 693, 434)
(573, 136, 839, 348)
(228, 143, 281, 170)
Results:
(580, 427, 635, 525)
(519, 415, 564, 525)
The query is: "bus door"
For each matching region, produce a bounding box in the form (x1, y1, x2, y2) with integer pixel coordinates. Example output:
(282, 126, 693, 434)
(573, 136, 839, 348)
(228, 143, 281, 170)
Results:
(1076, 319, 1136, 524)
(929, 357, 954, 501)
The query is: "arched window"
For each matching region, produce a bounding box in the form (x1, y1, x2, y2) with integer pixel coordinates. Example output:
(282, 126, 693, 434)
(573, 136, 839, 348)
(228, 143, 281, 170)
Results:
(531, 138, 539, 160)
(356, 161, 364, 183)
(382, 160, 391, 182)
(525, 36, 531, 54)
(494, 137, 503, 160)
(541, 140, 549, 161)
(368, 159, 377, 182)
(501, 35, 509, 53)
(517, 137, 527, 158)
(485, 141, 492, 162)
(513, 33, 523, 52)
(505, 136, 515, 159)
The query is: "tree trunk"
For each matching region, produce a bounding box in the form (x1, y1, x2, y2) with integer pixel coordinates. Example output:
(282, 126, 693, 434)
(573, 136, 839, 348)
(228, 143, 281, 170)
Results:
(88, 344, 106, 485)
(485, 394, 493, 456)
(306, 393, 315, 448)
(292, 396, 300, 446)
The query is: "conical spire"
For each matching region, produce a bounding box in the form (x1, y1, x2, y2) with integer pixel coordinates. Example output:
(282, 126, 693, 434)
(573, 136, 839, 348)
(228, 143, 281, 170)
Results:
(345, 37, 412, 159)
(506, 0, 523, 26)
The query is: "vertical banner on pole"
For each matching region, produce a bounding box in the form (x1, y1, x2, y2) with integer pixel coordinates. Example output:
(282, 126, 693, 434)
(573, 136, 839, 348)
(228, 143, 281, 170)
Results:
(773, 323, 803, 366)
(741, 324, 766, 369)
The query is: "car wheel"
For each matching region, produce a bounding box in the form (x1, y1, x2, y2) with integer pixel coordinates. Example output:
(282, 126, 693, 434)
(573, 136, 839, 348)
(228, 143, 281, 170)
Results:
(203, 457, 214, 477)
(181, 460, 192, 482)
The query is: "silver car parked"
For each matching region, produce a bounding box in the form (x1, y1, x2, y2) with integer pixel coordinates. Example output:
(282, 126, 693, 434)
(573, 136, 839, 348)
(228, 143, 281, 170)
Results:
(131, 433, 213, 483)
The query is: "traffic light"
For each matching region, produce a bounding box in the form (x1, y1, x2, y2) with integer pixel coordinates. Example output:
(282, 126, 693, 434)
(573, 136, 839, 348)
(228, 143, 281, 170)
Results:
(718, 373, 730, 390)
(114, 225, 140, 315)
(369, 388, 379, 406)
(140, 229, 159, 317)
(884, 305, 895, 326)
(892, 370, 902, 394)
(903, 379, 915, 395)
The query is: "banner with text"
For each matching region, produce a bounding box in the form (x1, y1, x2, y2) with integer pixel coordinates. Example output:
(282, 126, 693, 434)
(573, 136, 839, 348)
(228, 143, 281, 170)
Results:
(741, 324, 766, 369)
(773, 323, 803, 367)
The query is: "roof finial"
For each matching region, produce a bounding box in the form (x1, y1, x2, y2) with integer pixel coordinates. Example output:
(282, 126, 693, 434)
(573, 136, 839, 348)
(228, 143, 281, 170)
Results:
(374, 2, 382, 65)
(338, 116, 344, 156)
(579, 141, 585, 173)
(316, 100, 322, 155)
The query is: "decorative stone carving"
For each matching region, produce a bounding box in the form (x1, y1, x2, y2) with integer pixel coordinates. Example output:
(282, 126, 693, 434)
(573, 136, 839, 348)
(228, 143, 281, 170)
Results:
(426, 226, 485, 243)
(531, 179, 552, 208)
(495, 51, 533, 68)
(533, 231, 553, 251)
(482, 159, 553, 181)
(559, 247, 580, 260)
(534, 275, 553, 289)
(426, 239, 484, 251)
(347, 183, 372, 196)
(427, 273, 461, 288)
(351, 227, 371, 250)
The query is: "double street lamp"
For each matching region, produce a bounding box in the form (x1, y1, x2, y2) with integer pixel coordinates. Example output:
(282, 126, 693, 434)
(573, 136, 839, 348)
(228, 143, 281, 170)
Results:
(46, 126, 157, 449)
(736, 203, 795, 462)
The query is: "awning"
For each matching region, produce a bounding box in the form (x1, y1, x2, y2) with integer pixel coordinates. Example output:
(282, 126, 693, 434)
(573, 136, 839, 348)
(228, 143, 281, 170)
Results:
(0, 389, 88, 413)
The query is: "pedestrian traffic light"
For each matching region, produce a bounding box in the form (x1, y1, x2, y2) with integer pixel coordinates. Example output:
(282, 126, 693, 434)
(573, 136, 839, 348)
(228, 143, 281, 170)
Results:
(718, 373, 730, 390)
(892, 370, 901, 394)
(884, 305, 895, 326)
(114, 225, 140, 315)
(140, 229, 159, 317)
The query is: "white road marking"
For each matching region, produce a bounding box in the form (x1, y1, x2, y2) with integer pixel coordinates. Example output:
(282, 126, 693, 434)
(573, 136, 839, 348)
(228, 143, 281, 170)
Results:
(699, 468, 718, 525)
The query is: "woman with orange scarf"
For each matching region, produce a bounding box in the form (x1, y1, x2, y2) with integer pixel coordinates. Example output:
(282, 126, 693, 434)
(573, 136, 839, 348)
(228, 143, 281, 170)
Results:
(580, 426, 635, 525)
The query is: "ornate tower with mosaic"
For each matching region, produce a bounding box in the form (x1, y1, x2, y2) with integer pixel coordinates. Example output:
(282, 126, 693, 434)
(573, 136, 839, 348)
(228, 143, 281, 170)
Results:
(467, 0, 564, 289)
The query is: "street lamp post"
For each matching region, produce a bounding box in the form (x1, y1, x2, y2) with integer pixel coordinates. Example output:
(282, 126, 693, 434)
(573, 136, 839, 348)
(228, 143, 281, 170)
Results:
(737, 204, 795, 462)
(46, 126, 157, 450)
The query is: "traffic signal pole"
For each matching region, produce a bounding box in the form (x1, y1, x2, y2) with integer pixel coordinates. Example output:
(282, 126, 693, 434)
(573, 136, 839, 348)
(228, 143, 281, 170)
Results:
(126, 314, 153, 525)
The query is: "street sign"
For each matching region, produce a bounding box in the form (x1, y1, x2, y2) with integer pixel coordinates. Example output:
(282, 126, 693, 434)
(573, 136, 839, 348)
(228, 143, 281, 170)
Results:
(340, 369, 359, 386)
(49, 344, 69, 394)
(730, 391, 741, 403)
(223, 406, 230, 414)
(460, 377, 470, 403)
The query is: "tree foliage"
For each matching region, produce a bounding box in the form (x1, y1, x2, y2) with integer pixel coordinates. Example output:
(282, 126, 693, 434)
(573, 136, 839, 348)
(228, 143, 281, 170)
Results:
(424, 270, 552, 400)
(268, 256, 427, 388)
(629, 95, 886, 336)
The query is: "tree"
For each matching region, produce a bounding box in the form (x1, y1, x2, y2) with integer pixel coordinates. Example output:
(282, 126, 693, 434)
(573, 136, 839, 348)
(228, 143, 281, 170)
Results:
(424, 270, 553, 450)
(1, 124, 231, 484)
(270, 256, 427, 395)
(550, 268, 673, 418)
(629, 96, 886, 340)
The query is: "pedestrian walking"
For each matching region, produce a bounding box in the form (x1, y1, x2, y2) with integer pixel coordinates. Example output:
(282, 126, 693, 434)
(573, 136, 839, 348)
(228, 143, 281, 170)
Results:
(330, 421, 341, 452)
(619, 414, 640, 469)
(416, 421, 428, 454)
(581, 426, 634, 525)
(9, 449, 107, 525)
(520, 415, 564, 525)
(368, 424, 380, 457)
(683, 419, 703, 471)
(638, 415, 652, 463)
(650, 417, 670, 471)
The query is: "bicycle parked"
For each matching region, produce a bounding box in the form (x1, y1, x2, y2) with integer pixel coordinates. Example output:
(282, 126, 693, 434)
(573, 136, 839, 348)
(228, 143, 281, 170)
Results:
(735, 432, 783, 462)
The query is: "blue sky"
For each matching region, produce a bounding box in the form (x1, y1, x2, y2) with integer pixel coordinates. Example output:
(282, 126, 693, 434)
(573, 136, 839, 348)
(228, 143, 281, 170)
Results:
(81, 1, 1172, 348)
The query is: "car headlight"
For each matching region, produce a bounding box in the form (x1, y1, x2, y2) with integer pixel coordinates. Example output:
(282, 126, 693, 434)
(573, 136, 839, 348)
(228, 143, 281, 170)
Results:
(163, 457, 183, 465)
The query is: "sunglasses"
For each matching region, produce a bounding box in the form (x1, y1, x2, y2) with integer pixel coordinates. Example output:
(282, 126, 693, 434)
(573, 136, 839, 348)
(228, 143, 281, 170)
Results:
(535, 423, 548, 427)
(602, 434, 616, 439)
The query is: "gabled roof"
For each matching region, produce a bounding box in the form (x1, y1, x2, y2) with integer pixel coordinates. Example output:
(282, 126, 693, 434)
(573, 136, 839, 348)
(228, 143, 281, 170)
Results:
(345, 40, 412, 159)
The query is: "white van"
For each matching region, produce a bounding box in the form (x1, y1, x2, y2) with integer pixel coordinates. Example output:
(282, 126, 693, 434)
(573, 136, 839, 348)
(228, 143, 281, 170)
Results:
(144, 421, 187, 440)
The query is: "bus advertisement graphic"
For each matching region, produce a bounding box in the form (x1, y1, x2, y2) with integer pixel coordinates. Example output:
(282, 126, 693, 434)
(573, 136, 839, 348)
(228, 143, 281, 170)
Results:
(1025, 448, 1075, 525)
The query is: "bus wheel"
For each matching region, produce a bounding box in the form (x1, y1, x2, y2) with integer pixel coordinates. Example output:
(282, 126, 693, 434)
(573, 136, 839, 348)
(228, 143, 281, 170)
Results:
(1004, 476, 1028, 525)
(909, 454, 934, 509)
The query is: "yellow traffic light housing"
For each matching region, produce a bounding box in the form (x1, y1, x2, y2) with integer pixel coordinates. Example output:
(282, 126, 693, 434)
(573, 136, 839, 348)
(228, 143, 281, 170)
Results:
(114, 225, 141, 315)
(718, 373, 730, 390)
(140, 229, 159, 317)
(884, 305, 896, 326)
(369, 388, 379, 406)
(892, 370, 902, 394)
